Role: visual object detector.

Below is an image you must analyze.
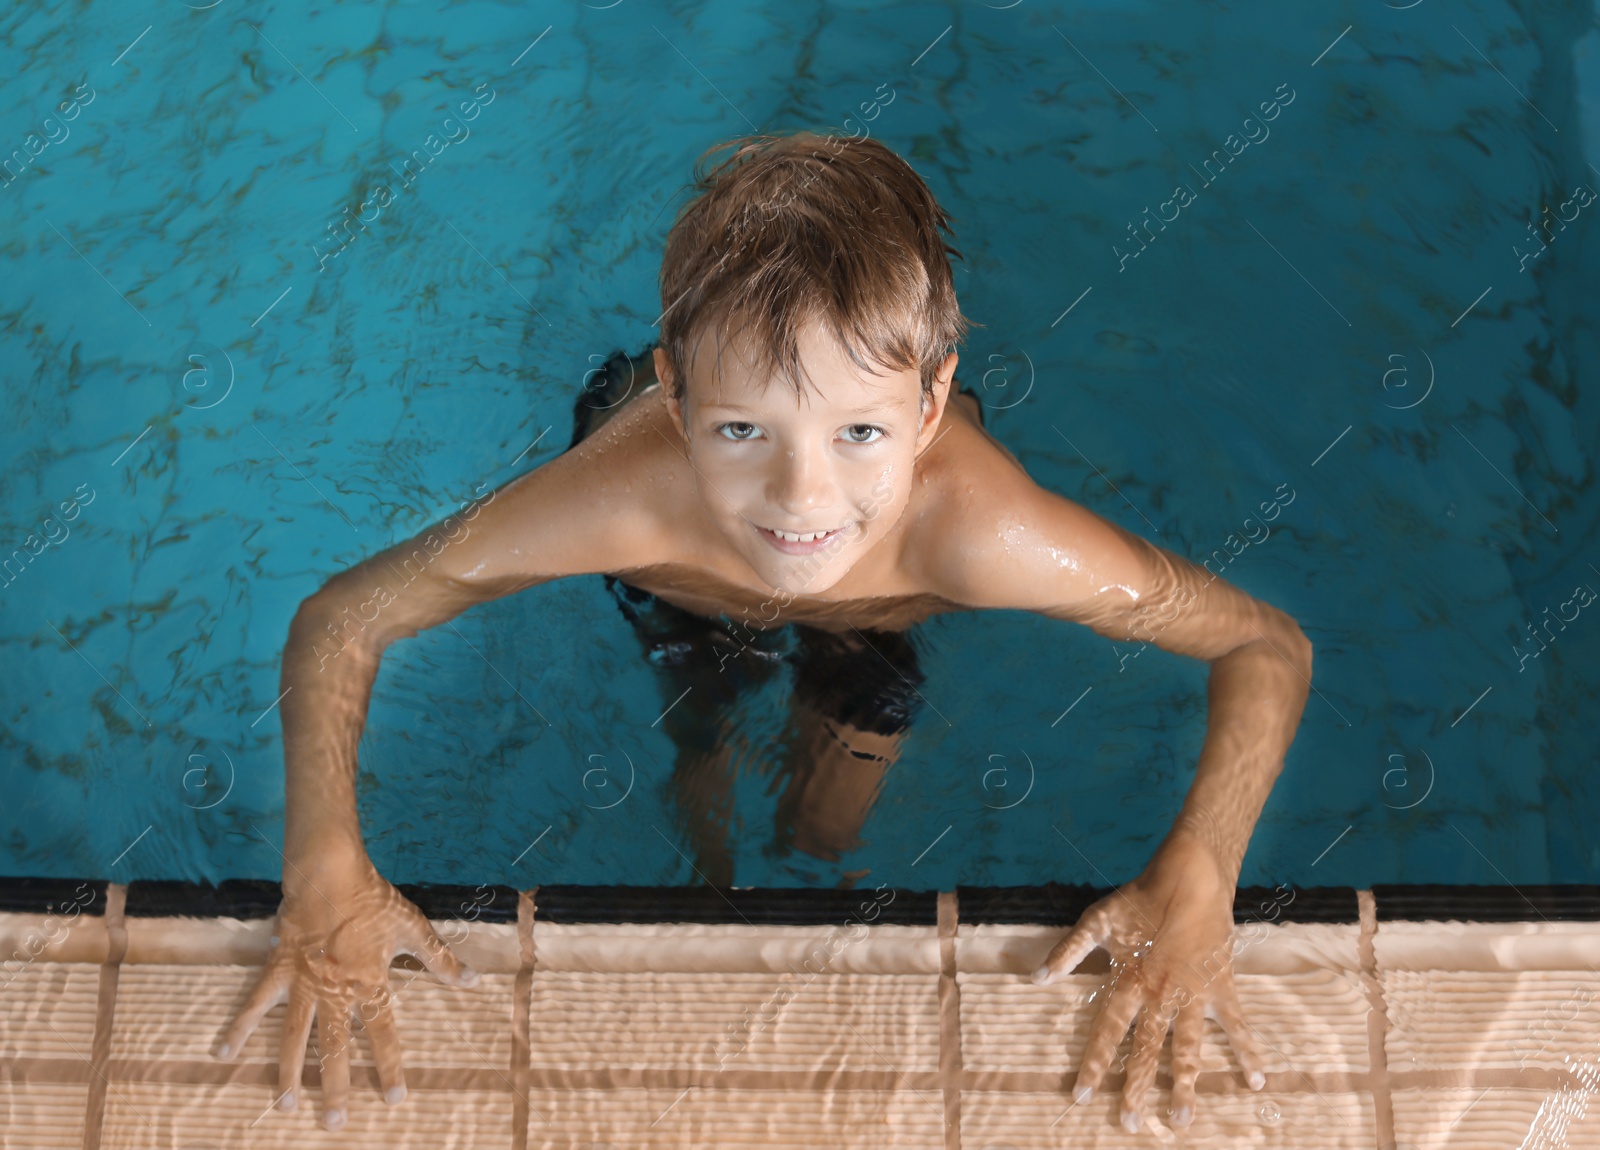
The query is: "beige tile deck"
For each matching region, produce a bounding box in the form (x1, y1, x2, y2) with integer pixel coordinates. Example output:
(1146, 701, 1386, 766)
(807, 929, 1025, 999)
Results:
(1390, 1087, 1600, 1150)
(961, 1089, 1376, 1148)
(99, 1083, 513, 1150)
(0, 1081, 89, 1149)
(0, 963, 100, 1061)
(528, 970, 941, 1073)
(523, 1087, 947, 1149)
(1384, 970, 1600, 1074)
(0, 887, 1596, 1148)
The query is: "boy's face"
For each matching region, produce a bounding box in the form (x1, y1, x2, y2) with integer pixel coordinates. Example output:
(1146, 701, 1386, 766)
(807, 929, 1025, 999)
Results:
(658, 321, 958, 596)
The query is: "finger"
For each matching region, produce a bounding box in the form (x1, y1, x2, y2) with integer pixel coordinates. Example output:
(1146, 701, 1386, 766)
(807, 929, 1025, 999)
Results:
(400, 913, 480, 988)
(1168, 996, 1205, 1127)
(363, 995, 408, 1105)
(1210, 976, 1267, 1091)
(1033, 902, 1115, 985)
(317, 997, 353, 1132)
(217, 957, 291, 1061)
(276, 978, 315, 1113)
(1072, 979, 1144, 1103)
(1119, 999, 1175, 1133)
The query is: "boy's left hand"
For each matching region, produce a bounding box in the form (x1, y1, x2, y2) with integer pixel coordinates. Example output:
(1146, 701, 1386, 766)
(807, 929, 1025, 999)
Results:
(1030, 830, 1268, 1132)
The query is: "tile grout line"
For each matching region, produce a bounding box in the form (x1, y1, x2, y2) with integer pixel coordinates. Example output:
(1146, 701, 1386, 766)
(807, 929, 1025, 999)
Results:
(511, 888, 537, 1150)
(936, 890, 963, 1150)
(1357, 889, 1396, 1149)
(80, 882, 127, 1150)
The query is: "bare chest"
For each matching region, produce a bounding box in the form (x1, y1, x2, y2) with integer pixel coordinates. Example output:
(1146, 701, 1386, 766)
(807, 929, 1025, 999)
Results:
(592, 383, 1001, 634)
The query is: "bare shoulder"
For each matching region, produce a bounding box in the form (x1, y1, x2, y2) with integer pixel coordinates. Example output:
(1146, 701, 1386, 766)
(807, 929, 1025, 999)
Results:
(906, 405, 1149, 623)
(909, 408, 1310, 664)
(422, 387, 686, 591)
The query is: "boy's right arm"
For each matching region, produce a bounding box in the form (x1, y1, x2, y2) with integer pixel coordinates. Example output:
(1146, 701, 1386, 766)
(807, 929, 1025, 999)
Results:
(218, 440, 666, 1129)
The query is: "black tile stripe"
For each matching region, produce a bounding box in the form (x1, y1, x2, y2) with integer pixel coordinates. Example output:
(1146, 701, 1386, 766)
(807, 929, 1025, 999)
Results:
(954, 882, 1104, 925)
(532, 884, 938, 925)
(957, 883, 1360, 925)
(1, 877, 1593, 925)
(1371, 883, 1600, 922)
(1234, 885, 1359, 925)
(122, 879, 283, 920)
(0, 878, 106, 916)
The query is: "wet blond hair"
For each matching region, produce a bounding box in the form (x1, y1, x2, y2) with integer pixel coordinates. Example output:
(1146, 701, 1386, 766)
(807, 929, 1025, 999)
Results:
(658, 131, 975, 408)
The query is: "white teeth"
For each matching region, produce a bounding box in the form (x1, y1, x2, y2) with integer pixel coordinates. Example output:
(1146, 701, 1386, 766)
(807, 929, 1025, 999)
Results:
(770, 527, 835, 543)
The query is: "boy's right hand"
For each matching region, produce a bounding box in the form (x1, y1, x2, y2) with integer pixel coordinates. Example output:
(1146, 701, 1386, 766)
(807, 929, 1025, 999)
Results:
(215, 854, 481, 1131)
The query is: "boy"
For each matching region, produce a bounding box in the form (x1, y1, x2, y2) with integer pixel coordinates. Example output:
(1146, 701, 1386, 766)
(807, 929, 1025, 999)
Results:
(219, 131, 1312, 1134)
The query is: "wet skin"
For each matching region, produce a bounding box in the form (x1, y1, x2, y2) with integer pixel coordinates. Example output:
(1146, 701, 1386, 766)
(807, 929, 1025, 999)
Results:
(583, 346, 986, 884)
(222, 319, 1313, 1132)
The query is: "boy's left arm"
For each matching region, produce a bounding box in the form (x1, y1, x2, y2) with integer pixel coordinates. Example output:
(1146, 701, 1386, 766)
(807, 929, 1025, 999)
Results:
(930, 474, 1312, 1131)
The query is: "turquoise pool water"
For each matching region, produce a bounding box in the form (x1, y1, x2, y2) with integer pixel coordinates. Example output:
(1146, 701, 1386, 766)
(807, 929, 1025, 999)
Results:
(2, 1, 1598, 893)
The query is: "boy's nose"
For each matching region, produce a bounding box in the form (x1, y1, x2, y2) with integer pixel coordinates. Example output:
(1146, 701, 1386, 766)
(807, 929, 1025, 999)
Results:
(767, 449, 835, 517)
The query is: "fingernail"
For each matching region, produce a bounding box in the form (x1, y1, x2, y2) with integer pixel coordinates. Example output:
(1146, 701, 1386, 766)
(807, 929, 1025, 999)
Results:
(278, 1089, 297, 1112)
(1073, 1084, 1093, 1105)
(1121, 1109, 1141, 1134)
(1172, 1105, 1193, 1127)
(323, 1107, 346, 1131)
(385, 1085, 407, 1105)
(459, 966, 481, 987)
(216, 1042, 231, 1060)
(1031, 965, 1053, 985)
(1248, 1070, 1266, 1090)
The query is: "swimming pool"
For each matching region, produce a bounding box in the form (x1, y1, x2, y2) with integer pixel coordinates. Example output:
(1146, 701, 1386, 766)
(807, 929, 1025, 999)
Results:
(2, 0, 1598, 897)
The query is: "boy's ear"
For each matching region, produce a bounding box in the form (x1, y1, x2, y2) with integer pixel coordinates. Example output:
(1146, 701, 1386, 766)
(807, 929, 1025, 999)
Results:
(914, 351, 960, 458)
(654, 347, 687, 440)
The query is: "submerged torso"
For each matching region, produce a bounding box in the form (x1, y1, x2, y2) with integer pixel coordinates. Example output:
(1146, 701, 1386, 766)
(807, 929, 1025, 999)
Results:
(573, 377, 1027, 635)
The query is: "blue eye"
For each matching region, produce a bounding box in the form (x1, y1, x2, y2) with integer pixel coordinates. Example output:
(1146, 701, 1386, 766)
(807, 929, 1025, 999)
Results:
(717, 422, 760, 441)
(843, 424, 884, 444)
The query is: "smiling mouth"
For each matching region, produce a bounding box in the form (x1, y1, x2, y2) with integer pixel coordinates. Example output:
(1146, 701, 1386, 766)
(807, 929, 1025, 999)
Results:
(767, 525, 842, 543)
(756, 523, 849, 554)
